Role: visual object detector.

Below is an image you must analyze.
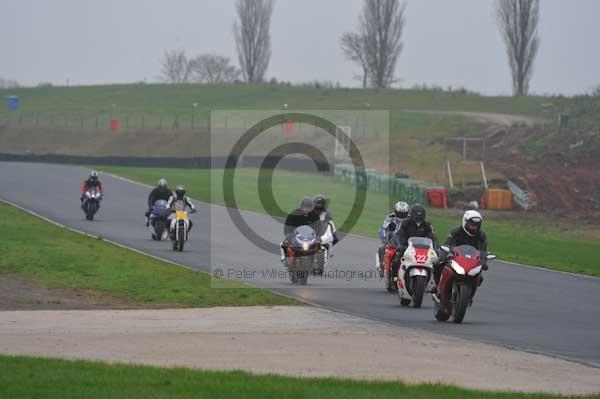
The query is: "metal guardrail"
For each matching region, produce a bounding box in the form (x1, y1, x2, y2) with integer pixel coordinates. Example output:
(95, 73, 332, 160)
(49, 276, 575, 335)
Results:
(507, 179, 530, 210)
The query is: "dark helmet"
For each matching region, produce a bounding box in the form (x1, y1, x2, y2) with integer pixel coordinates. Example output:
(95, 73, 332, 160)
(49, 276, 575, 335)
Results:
(175, 185, 186, 199)
(300, 197, 314, 215)
(409, 204, 426, 225)
(393, 201, 409, 219)
(314, 194, 327, 211)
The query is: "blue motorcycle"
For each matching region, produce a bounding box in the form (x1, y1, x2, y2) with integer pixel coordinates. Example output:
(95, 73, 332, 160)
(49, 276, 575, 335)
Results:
(149, 200, 171, 241)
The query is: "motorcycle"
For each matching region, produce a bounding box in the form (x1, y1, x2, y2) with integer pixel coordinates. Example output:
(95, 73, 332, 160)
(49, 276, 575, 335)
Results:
(170, 210, 191, 251)
(313, 215, 335, 275)
(433, 245, 496, 323)
(382, 244, 398, 293)
(149, 200, 170, 241)
(285, 225, 320, 285)
(376, 226, 387, 279)
(82, 187, 102, 221)
(397, 237, 437, 308)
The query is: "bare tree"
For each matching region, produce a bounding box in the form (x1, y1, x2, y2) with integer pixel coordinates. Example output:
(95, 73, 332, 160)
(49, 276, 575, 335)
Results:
(233, 0, 274, 83)
(341, 0, 406, 89)
(340, 32, 369, 88)
(159, 49, 192, 83)
(496, 0, 540, 96)
(189, 54, 241, 84)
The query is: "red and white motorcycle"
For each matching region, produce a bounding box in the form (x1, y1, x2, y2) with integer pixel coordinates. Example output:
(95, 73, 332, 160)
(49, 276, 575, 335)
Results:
(433, 245, 496, 323)
(396, 237, 438, 308)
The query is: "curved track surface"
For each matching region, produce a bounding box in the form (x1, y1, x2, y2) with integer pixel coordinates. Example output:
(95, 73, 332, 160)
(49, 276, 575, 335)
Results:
(1, 162, 599, 367)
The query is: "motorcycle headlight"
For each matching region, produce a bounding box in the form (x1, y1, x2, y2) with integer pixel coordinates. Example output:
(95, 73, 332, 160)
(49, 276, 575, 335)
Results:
(451, 260, 465, 275)
(468, 265, 482, 276)
(301, 241, 310, 251)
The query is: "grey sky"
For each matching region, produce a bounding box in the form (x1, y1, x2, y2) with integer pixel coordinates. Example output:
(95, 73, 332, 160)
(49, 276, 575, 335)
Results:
(1, 0, 598, 95)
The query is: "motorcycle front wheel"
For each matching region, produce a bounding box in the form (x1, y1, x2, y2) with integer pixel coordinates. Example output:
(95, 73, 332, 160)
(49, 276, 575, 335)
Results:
(452, 283, 472, 323)
(411, 275, 427, 308)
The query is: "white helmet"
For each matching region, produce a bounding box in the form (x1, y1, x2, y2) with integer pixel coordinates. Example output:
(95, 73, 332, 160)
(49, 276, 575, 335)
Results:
(393, 201, 410, 219)
(463, 210, 483, 237)
(90, 170, 99, 178)
(158, 178, 168, 188)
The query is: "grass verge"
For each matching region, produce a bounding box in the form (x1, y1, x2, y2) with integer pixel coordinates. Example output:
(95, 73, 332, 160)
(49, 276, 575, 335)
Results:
(1, 355, 594, 399)
(98, 166, 600, 277)
(0, 203, 297, 307)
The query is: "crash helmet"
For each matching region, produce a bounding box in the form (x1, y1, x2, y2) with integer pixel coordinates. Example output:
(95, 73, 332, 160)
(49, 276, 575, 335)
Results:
(314, 194, 327, 212)
(158, 178, 168, 188)
(89, 170, 99, 181)
(300, 197, 314, 215)
(393, 201, 409, 219)
(409, 204, 426, 225)
(175, 185, 186, 199)
(463, 210, 483, 237)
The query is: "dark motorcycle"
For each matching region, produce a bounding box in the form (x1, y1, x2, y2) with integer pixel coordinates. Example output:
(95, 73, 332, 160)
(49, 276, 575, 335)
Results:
(82, 187, 102, 221)
(149, 200, 170, 241)
(284, 225, 320, 285)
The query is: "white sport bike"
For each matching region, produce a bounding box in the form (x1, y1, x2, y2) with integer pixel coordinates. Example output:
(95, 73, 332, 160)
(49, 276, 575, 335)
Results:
(314, 220, 335, 274)
(170, 210, 192, 251)
(397, 237, 438, 308)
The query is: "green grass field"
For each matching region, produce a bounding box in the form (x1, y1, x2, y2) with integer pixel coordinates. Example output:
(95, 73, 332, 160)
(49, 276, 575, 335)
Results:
(96, 166, 600, 277)
(0, 203, 297, 307)
(0, 83, 558, 118)
(1, 355, 593, 399)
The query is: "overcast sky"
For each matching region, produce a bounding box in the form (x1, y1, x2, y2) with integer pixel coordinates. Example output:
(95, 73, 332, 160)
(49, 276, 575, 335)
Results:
(1, 0, 598, 95)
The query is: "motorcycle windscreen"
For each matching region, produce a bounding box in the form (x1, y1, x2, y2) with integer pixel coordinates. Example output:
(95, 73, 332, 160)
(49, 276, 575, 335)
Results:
(408, 237, 433, 249)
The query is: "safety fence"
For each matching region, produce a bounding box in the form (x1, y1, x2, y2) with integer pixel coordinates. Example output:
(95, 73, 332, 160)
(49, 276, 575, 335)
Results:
(334, 163, 448, 207)
(0, 110, 386, 138)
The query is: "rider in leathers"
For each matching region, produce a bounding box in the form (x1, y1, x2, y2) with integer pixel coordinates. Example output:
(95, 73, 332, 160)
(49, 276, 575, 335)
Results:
(389, 204, 439, 282)
(167, 185, 196, 237)
(146, 178, 172, 226)
(377, 201, 409, 272)
(432, 210, 488, 291)
(80, 171, 104, 204)
(313, 194, 338, 244)
(280, 197, 320, 264)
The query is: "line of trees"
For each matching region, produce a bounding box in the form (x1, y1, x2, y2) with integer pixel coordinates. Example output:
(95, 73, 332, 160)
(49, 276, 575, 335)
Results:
(159, 0, 541, 97)
(160, 50, 241, 84)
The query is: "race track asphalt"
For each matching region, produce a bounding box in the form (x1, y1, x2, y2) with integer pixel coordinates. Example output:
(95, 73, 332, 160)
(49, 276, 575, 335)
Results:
(1, 162, 599, 367)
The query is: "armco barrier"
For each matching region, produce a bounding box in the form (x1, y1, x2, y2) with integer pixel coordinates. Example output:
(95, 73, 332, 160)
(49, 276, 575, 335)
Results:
(0, 153, 333, 174)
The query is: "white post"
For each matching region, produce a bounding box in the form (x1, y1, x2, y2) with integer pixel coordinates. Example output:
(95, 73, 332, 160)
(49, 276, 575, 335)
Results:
(446, 161, 454, 189)
(480, 161, 488, 189)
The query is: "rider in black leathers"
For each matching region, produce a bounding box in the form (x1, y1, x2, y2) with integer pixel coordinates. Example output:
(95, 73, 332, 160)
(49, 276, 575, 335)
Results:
(433, 210, 488, 287)
(146, 178, 173, 226)
(281, 197, 320, 263)
(389, 204, 439, 280)
(313, 194, 338, 244)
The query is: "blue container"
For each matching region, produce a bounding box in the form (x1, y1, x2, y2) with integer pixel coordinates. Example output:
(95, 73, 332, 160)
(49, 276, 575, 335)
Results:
(5, 95, 19, 110)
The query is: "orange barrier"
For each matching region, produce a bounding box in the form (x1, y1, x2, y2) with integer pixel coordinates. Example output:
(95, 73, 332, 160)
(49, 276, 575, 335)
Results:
(481, 189, 513, 210)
